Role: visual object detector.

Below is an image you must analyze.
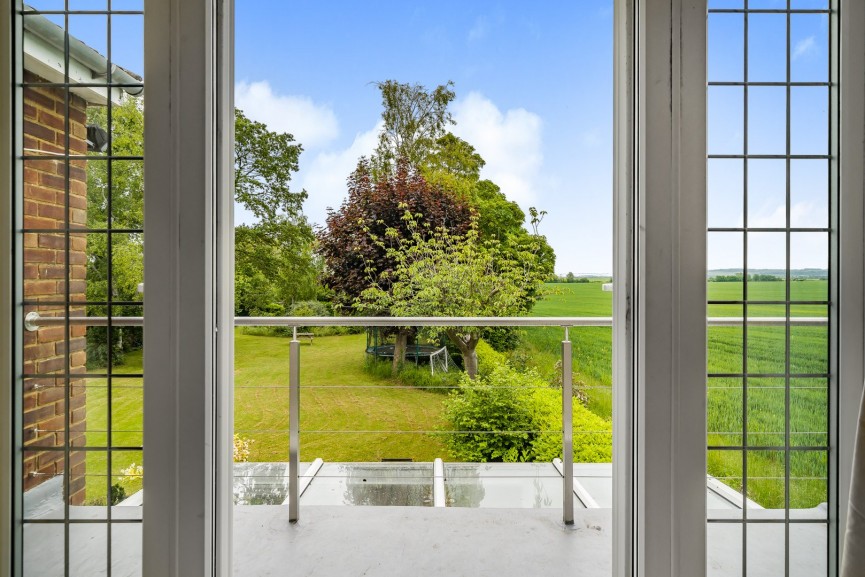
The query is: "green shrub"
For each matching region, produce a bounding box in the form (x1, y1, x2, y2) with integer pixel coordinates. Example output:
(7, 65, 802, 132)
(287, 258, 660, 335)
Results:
(480, 327, 520, 351)
(529, 388, 613, 463)
(442, 363, 613, 463)
(442, 365, 539, 462)
(475, 339, 508, 378)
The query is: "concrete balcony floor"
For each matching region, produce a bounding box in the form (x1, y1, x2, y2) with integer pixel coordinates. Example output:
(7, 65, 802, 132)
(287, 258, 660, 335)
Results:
(22, 462, 828, 576)
(234, 506, 611, 577)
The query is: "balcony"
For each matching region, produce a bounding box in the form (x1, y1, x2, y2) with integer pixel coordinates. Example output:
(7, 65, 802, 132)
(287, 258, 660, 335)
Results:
(19, 313, 830, 576)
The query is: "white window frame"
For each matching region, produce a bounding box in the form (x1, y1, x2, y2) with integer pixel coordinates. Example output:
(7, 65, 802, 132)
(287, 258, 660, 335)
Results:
(1, 1, 863, 576)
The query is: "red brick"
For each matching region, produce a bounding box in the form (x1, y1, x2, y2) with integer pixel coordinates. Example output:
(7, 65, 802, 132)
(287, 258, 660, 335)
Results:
(37, 451, 63, 470)
(37, 109, 66, 132)
(24, 216, 58, 229)
(24, 280, 58, 296)
(23, 119, 56, 143)
(36, 327, 65, 343)
(70, 208, 87, 225)
(69, 394, 86, 411)
(38, 141, 65, 155)
(71, 123, 86, 139)
(25, 342, 56, 361)
(25, 248, 57, 264)
(66, 253, 84, 268)
(39, 414, 65, 433)
(23, 403, 56, 426)
(39, 234, 65, 249)
(69, 179, 87, 196)
(23, 88, 56, 112)
(36, 356, 64, 374)
(38, 203, 65, 221)
(56, 337, 86, 355)
(39, 172, 65, 190)
(37, 386, 65, 405)
(58, 280, 86, 294)
(69, 193, 87, 210)
(28, 158, 63, 174)
(70, 351, 87, 368)
(37, 264, 65, 279)
(69, 138, 87, 154)
(69, 106, 86, 125)
(70, 236, 86, 251)
(69, 164, 86, 181)
(71, 407, 86, 425)
(25, 184, 58, 203)
(69, 434, 87, 448)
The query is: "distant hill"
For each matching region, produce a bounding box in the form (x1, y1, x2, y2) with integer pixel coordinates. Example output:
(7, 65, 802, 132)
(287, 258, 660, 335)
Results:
(708, 268, 828, 280)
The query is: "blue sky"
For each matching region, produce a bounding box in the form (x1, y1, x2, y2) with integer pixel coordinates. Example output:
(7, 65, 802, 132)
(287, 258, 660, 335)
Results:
(37, 1, 830, 276)
(707, 8, 829, 273)
(235, 1, 615, 276)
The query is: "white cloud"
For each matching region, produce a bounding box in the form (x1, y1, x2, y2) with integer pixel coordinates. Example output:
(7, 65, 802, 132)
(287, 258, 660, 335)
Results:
(297, 123, 382, 226)
(468, 17, 489, 42)
(235, 80, 339, 149)
(792, 36, 816, 61)
(451, 92, 544, 205)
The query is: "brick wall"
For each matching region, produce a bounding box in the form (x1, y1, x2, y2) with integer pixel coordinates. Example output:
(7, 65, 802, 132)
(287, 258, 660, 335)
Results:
(22, 70, 88, 505)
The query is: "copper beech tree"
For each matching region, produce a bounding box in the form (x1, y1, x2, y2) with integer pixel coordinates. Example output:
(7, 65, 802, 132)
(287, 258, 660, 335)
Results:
(317, 158, 471, 373)
(355, 210, 548, 379)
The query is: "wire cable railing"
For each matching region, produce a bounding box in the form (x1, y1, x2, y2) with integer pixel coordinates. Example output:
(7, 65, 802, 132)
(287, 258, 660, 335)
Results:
(21, 313, 830, 525)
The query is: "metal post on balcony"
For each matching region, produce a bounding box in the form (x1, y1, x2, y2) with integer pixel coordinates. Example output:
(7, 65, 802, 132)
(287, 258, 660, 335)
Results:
(289, 326, 300, 522)
(562, 326, 574, 525)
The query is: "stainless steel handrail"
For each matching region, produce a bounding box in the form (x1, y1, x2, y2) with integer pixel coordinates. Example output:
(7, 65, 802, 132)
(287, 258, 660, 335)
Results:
(23, 312, 828, 330)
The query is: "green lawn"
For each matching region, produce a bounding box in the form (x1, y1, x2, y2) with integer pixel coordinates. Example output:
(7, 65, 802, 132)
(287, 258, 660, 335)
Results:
(234, 330, 447, 462)
(82, 350, 144, 505)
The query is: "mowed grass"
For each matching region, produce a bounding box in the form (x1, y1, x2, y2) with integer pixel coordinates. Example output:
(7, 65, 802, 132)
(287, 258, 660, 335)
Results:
(234, 329, 446, 462)
(82, 332, 448, 505)
(82, 350, 144, 505)
(523, 280, 829, 508)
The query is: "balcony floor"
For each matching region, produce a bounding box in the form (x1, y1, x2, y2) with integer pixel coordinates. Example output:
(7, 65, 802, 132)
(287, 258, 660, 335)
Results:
(233, 505, 612, 577)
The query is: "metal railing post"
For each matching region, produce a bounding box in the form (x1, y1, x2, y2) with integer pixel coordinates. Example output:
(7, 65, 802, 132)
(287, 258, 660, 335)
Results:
(289, 327, 300, 523)
(562, 327, 574, 525)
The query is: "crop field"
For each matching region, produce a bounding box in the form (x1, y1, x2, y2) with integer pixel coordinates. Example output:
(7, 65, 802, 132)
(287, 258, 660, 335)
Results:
(525, 280, 829, 509)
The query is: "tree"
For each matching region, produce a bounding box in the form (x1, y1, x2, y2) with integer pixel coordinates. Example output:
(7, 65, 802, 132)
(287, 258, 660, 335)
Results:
(373, 80, 456, 173)
(86, 101, 319, 357)
(371, 80, 556, 310)
(234, 219, 319, 316)
(317, 159, 471, 373)
(356, 210, 547, 379)
(233, 109, 319, 314)
(86, 98, 145, 366)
